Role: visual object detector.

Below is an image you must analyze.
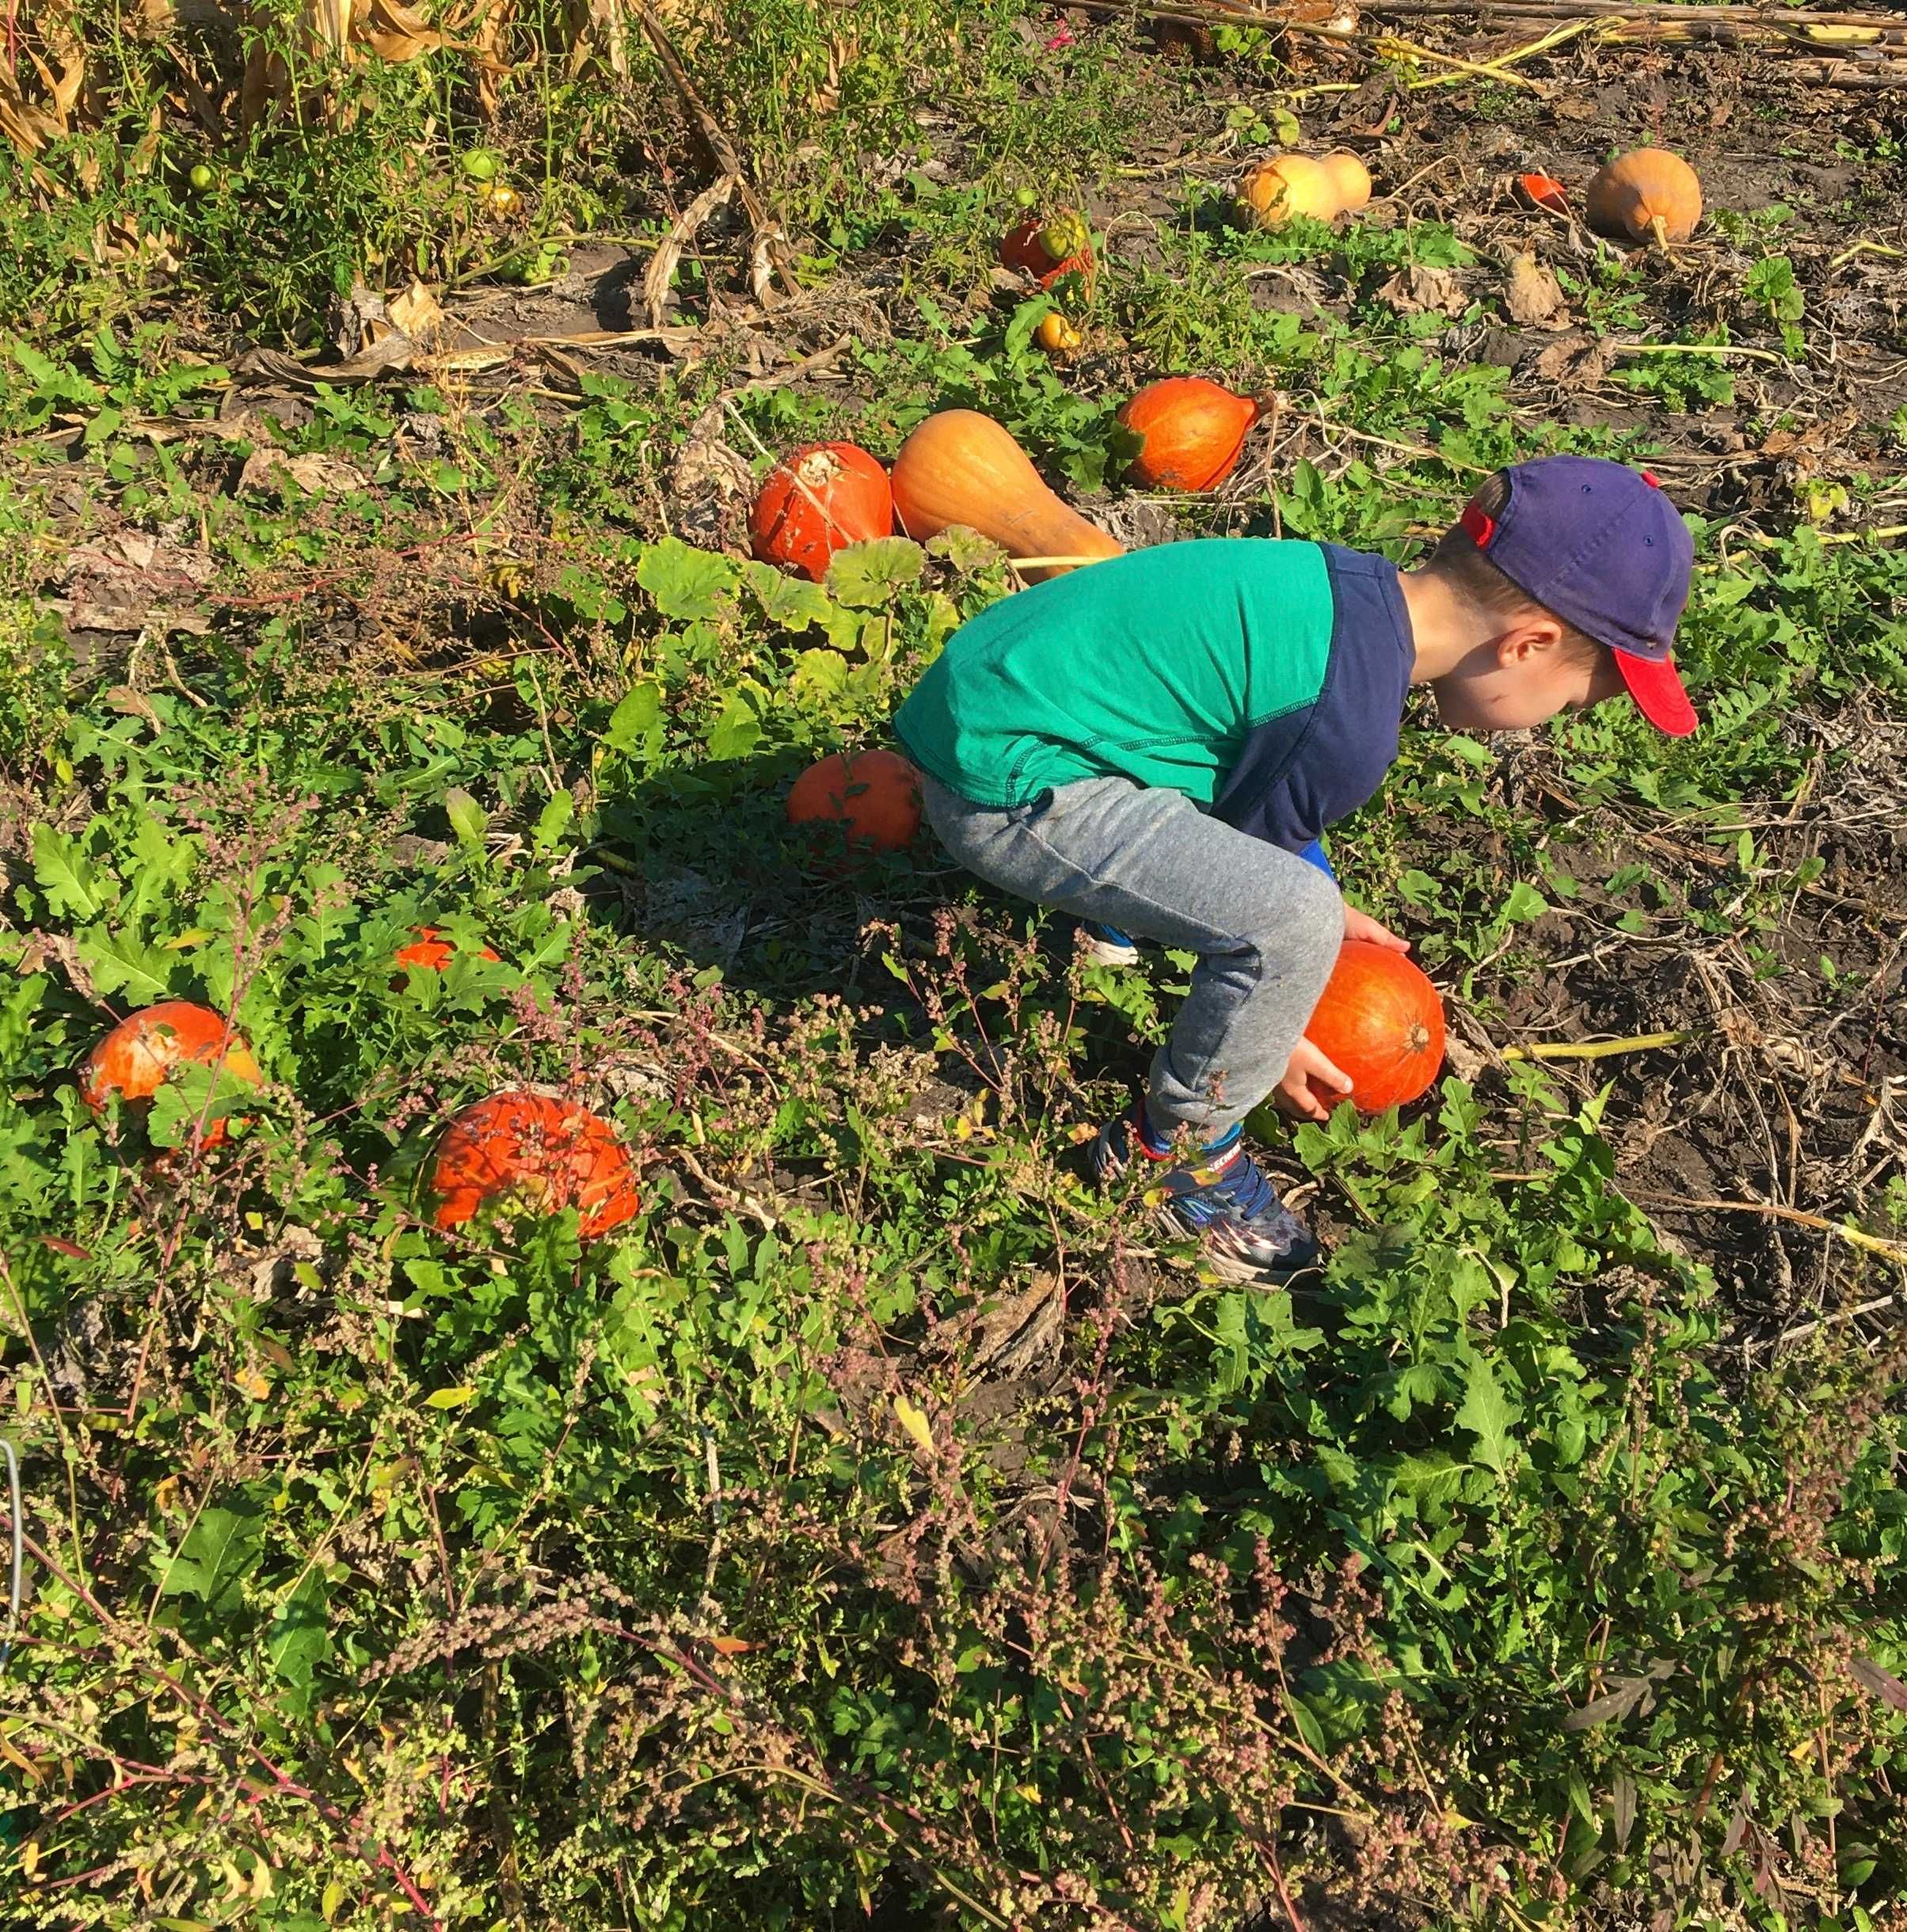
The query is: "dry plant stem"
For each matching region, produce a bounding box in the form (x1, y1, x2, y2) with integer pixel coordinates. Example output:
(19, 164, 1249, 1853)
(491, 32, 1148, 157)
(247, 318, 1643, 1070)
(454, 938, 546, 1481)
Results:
(1358, 0, 1904, 27)
(634, 2, 798, 306)
(1779, 1291, 1907, 1344)
(1627, 1192, 1907, 1269)
(1502, 1029, 1692, 1061)
(1829, 239, 1907, 268)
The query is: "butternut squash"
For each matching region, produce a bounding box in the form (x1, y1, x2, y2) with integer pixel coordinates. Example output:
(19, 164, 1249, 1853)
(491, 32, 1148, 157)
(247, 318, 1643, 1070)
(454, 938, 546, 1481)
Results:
(890, 411, 1124, 582)
(1320, 150, 1372, 214)
(1237, 154, 1340, 228)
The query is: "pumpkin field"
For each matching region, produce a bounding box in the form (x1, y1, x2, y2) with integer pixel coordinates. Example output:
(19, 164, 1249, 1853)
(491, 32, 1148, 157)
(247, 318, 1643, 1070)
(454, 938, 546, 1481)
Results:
(3, 0, 1907, 1926)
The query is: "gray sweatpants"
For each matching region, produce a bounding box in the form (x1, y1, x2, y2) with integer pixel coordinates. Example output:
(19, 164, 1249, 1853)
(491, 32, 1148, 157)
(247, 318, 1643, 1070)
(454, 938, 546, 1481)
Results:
(921, 774, 1343, 1139)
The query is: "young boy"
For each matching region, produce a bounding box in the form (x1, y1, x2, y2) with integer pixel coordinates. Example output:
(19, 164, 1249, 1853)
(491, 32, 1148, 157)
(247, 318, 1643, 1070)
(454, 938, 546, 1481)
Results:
(893, 456, 1696, 1282)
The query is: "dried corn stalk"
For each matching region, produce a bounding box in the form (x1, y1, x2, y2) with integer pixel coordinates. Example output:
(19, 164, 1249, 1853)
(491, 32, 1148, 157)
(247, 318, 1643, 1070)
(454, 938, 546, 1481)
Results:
(239, 0, 471, 128)
(565, 0, 694, 77)
(1, 0, 89, 163)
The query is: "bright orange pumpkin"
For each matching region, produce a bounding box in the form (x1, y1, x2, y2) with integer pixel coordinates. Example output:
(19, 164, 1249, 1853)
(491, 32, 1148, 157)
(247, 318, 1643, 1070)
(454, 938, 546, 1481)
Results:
(1117, 378, 1262, 492)
(428, 1090, 639, 1237)
(393, 926, 501, 974)
(1518, 171, 1569, 214)
(999, 211, 1097, 294)
(1304, 941, 1445, 1112)
(749, 443, 893, 582)
(80, 1001, 261, 1148)
(890, 410, 1124, 582)
(786, 748, 922, 854)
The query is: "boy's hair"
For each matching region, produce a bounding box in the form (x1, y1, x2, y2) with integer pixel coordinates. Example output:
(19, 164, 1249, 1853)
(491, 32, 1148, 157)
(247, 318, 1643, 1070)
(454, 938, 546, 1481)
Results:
(1426, 473, 1607, 667)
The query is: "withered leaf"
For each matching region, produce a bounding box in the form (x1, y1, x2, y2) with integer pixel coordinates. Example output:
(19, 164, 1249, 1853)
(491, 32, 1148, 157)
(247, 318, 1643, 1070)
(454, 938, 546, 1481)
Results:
(1530, 333, 1618, 390)
(1503, 251, 1570, 329)
(1376, 264, 1462, 316)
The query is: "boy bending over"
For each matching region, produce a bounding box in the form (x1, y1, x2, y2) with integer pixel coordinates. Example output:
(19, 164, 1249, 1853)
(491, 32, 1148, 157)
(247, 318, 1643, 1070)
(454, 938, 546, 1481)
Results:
(894, 458, 1696, 1282)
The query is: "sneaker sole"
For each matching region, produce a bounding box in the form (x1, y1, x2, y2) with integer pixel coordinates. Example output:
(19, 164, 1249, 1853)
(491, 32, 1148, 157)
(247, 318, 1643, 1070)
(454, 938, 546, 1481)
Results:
(1081, 937, 1140, 968)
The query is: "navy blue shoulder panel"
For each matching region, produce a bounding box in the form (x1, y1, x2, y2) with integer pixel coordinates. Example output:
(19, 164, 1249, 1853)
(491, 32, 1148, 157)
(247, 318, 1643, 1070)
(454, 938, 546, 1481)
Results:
(1210, 542, 1414, 850)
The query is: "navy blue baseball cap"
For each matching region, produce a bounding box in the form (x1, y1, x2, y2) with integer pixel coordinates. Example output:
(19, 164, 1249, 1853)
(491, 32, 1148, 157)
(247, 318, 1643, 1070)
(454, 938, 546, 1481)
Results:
(1459, 457, 1698, 736)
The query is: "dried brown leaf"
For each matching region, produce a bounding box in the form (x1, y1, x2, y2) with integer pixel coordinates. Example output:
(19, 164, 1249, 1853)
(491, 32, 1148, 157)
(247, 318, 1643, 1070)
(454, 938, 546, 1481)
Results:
(236, 449, 370, 498)
(57, 531, 215, 634)
(1504, 250, 1570, 329)
(1529, 332, 1617, 390)
(386, 278, 445, 343)
(643, 173, 736, 328)
(1848, 1652, 1907, 1713)
(1376, 264, 1461, 316)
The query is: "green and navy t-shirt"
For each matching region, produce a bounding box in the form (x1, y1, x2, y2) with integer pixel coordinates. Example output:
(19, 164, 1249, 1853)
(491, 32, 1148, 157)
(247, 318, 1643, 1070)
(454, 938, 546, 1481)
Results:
(893, 538, 1415, 852)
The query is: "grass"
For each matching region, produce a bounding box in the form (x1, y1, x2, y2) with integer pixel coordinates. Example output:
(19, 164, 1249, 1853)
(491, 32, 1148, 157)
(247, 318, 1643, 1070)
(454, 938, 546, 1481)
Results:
(2, 4, 1906, 1929)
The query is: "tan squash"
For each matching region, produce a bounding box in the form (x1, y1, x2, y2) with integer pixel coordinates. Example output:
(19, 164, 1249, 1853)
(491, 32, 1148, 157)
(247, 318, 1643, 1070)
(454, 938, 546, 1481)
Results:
(1237, 154, 1339, 229)
(891, 410, 1124, 582)
(1320, 150, 1372, 214)
(1585, 148, 1702, 247)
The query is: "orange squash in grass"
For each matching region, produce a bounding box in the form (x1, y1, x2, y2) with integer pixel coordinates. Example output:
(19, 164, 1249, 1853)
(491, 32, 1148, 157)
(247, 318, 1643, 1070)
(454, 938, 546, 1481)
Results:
(1303, 941, 1445, 1113)
(393, 926, 501, 975)
(1585, 148, 1702, 247)
(428, 1090, 638, 1237)
(890, 410, 1124, 582)
(80, 1001, 261, 1148)
(786, 748, 922, 854)
(1117, 378, 1262, 493)
(749, 443, 893, 582)
(999, 211, 1097, 294)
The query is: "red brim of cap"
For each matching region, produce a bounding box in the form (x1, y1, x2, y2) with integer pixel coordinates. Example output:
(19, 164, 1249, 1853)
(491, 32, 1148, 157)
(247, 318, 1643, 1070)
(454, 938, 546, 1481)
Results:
(1616, 648, 1698, 737)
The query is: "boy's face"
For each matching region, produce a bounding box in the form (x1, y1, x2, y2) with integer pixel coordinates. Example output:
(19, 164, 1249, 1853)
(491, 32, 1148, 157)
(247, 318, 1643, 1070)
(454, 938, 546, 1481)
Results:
(1430, 621, 1627, 732)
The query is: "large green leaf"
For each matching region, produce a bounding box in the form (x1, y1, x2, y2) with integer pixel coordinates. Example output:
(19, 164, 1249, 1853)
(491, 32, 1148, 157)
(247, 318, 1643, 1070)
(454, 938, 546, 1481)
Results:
(824, 538, 925, 610)
(1456, 1351, 1521, 1477)
(266, 1585, 331, 1693)
(637, 537, 737, 620)
(156, 1504, 265, 1612)
(74, 927, 181, 1005)
(31, 825, 108, 921)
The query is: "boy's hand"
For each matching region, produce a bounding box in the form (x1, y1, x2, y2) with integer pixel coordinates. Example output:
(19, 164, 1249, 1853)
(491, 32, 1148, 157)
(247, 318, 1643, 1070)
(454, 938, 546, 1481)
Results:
(1274, 1037, 1353, 1124)
(1343, 906, 1410, 953)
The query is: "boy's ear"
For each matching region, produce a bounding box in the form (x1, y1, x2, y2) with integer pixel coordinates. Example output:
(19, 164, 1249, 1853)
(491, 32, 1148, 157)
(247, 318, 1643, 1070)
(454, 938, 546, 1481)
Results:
(1494, 612, 1566, 664)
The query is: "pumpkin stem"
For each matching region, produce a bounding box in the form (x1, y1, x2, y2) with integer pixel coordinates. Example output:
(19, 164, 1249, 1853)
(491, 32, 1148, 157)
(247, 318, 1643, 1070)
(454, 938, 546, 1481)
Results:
(1648, 212, 1670, 253)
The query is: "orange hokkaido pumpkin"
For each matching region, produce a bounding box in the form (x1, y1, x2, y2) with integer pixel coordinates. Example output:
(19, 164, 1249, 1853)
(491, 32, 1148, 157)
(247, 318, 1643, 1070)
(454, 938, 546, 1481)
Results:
(393, 926, 501, 974)
(786, 748, 922, 854)
(80, 1001, 261, 1148)
(1304, 941, 1445, 1113)
(1518, 171, 1569, 214)
(428, 1090, 639, 1237)
(891, 410, 1124, 582)
(749, 443, 894, 583)
(999, 211, 1097, 294)
(1584, 148, 1702, 247)
(1117, 378, 1262, 492)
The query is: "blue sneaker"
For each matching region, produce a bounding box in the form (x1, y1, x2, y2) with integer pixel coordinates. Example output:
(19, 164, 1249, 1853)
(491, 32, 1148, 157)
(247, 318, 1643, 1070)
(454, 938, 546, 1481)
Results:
(1080, 921, 1141, 967)
(1094, 1107, 1319, 1284)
